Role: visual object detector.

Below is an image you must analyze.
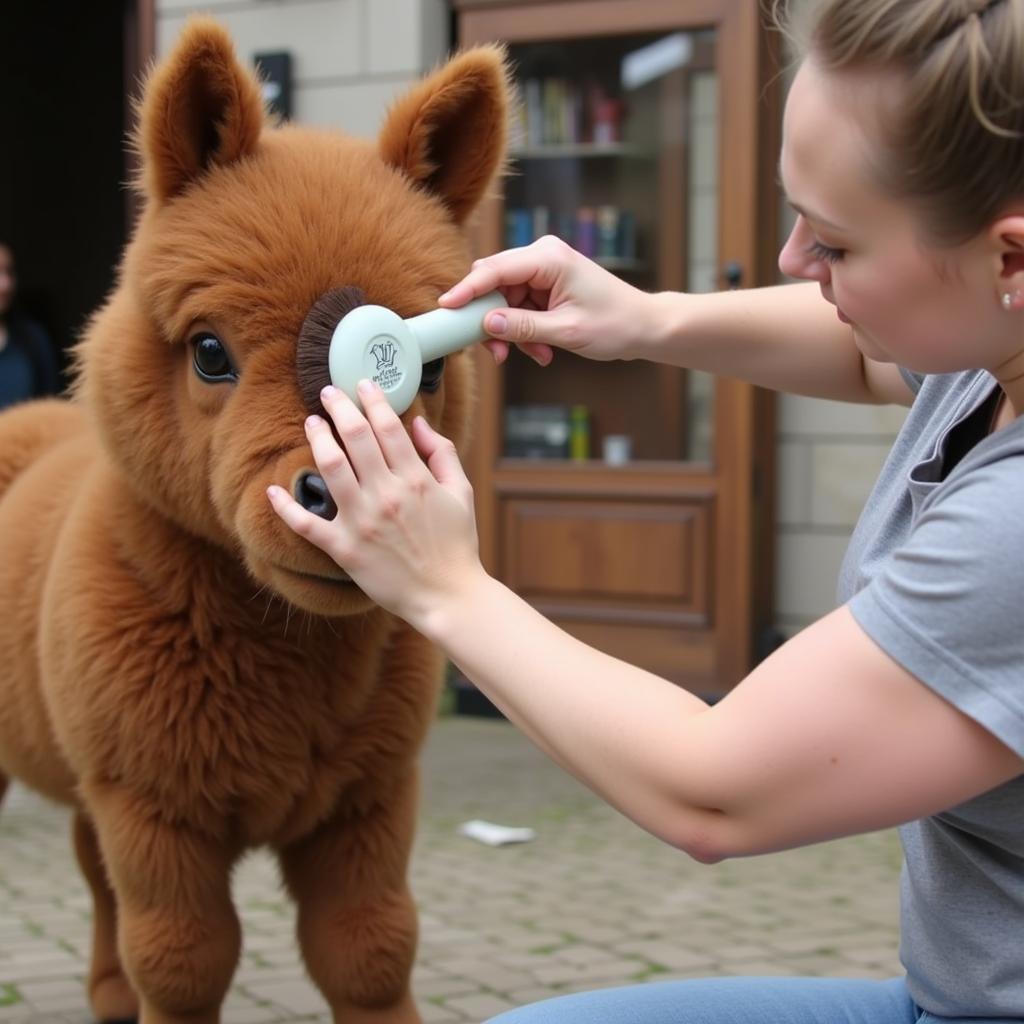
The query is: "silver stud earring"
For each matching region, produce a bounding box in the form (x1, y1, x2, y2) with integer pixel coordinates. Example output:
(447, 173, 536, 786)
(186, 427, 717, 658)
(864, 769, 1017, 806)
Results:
(1002, 291, 1016, 311)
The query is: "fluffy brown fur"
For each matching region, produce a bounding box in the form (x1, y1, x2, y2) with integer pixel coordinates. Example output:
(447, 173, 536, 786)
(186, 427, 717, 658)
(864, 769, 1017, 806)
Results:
(0, 19, 508, 1024)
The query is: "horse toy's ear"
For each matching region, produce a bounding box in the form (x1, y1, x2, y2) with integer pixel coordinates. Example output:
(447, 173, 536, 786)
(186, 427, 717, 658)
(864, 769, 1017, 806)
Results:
(378, 45, 511, 224)
(135, 16, 265, 205)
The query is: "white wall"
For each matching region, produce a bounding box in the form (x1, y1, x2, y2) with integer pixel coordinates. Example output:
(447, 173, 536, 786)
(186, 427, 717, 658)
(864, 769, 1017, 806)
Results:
(772, 2, 907, 637)
(155, 0, 450, 139)
(774, 392, 907, 636)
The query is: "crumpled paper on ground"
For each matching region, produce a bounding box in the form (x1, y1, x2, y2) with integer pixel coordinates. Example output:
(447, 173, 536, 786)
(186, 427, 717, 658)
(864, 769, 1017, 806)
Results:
(457, 819, 537, 846)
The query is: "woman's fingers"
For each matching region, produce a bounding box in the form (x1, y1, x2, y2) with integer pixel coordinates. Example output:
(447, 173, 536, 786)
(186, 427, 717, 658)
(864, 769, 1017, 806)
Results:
(482, 339, 510, 364)
(482, 338, 552, 366)
(304, 411, 360, 506)
(438, 237, 568, 308)
(519, 342, 554, 366)
(319, 385, 388, 483)
(313, 381, 431, 505)
(411, 417, 472, 497)
(356, 380, 429, 475)
(267, 484, 341, 552)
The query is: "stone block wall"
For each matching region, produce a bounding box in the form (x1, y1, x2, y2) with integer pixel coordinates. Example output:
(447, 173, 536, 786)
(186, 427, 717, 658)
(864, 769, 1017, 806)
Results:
(156, 0, 450, 139)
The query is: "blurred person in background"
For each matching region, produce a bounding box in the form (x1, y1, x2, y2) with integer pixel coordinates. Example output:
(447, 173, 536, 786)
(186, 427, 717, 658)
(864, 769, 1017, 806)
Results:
(0, 240, 60, 410)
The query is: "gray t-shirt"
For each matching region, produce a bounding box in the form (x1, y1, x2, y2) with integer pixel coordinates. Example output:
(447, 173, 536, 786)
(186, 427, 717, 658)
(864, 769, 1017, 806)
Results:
(837, 367, 1024, 1018)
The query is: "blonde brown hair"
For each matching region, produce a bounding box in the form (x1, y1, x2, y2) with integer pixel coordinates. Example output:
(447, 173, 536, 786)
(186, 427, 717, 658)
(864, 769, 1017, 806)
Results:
(774, 0, 1024, 245)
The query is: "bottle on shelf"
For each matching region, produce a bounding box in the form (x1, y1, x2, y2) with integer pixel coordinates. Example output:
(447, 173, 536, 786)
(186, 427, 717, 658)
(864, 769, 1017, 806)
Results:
(586, 81, 624, 144)
(569, 404, 590, 461)
(596, 206, 619, 259)
(575, 208, 596, 258)
(516, 75, 624, 147)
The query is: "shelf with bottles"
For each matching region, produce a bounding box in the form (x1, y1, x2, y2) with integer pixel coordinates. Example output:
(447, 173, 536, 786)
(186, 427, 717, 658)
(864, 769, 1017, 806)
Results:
(500, 354, 691, 466)
(502, 402, 639, 468)
(503, 35, 680, 285)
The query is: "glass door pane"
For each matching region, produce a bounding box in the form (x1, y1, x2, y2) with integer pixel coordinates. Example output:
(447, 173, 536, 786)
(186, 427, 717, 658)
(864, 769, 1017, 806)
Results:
(501, 29, 718, 465)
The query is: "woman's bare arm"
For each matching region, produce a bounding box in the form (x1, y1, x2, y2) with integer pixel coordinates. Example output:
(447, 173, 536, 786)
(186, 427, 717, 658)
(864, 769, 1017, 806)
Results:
(269, 387, 1016, 862)
(441, 238, 915, 407)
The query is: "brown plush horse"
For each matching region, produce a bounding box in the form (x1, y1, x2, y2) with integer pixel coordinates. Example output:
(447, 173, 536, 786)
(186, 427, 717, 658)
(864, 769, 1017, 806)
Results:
(0, 19, 507, 1024)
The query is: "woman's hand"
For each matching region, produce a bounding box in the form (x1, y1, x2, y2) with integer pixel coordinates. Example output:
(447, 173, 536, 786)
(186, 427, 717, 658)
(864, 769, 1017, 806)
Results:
(440, 235, 657, 367)
(267, 381, 486, 626)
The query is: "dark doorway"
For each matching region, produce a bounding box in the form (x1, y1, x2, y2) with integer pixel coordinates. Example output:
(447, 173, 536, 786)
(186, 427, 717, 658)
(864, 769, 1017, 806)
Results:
(0, 2, 154, 384)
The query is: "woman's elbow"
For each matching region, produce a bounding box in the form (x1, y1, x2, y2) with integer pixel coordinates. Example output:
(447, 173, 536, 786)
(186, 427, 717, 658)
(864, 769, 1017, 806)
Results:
(665, 810, 738, 864)
(686, 838, 729, 865)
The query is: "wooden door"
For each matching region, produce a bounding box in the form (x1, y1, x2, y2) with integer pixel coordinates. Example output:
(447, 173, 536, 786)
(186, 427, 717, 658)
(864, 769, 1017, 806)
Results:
(456, 0, 780, 700)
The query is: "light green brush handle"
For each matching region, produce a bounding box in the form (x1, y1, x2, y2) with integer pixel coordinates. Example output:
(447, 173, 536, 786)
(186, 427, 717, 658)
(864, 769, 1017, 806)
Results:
(407, 291, 507, 361)
(328, 290, 505, 413)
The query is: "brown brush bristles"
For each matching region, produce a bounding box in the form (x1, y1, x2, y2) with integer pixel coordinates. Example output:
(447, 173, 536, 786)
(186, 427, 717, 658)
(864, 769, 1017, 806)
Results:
(296, 286, 366, 417)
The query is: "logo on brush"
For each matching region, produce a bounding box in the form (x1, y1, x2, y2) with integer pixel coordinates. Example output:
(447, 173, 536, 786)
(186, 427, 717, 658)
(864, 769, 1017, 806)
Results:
(370, 340, 398, 372)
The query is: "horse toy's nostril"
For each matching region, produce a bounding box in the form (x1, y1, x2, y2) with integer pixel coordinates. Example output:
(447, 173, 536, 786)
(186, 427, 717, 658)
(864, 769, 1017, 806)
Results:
(293, 472, 337, 520)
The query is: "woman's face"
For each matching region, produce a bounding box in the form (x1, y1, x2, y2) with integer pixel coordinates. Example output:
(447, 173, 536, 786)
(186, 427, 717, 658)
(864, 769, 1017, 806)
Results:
(777, 59, 1010, 377)
(0, 246, 14, 317)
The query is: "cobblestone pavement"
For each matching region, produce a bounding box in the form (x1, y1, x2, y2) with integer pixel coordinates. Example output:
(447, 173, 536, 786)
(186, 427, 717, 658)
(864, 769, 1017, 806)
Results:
(1, 715, 904, 1023)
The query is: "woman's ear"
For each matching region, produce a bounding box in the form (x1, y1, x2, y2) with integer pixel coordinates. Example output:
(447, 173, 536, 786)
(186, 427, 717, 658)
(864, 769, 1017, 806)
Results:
(378, 45, 511, 224)
(135, 16, 266, 205)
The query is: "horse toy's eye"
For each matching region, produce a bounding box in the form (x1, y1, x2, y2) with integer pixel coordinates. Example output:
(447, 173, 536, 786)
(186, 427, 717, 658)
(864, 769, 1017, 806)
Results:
(419, 357, 445, 393)
(191, 333, 238, 382)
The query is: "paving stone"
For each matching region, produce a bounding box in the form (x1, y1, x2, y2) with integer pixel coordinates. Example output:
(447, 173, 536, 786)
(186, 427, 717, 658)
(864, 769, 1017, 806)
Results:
(841, 945, 902, 967)
(555, 977, 644, 996)
(442, 991, 517, 1019)
(0, 1008, 37, 1023)
(610, 942, 717, 971)
(459, 965, 538, 994)
(830, 965, 900, 980)
(412, 975, 482, 1001)
(717, 960, 801, 976)
(237, 966, 314, 987)
(505, 986, 564, 1006)
(7, 948, 80, 966)
(420, 1004, 464, 1023)
(253, 950, 303, 969)
(243, 978, 328, 1016)
(21, 991, 88, 1014)
(4, 960, 84, 982)
(9, 979, 83, 1002)
(412, 963, 447, 983)
(220, 1006, 286, 1024)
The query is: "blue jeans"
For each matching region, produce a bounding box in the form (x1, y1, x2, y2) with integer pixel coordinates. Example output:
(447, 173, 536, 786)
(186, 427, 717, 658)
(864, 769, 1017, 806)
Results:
(485, 976, 1021, 1023)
